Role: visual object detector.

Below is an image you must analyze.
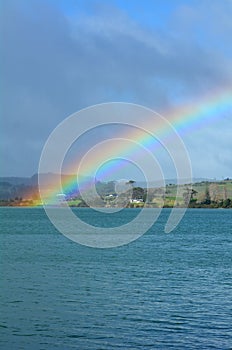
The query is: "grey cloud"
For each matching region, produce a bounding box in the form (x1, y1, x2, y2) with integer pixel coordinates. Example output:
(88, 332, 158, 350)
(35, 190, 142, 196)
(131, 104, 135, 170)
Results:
(1, 0, 232, 177)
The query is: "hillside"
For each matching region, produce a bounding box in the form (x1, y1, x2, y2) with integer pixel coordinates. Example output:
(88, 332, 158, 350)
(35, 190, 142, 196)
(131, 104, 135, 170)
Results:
(0, 174, 231, 208)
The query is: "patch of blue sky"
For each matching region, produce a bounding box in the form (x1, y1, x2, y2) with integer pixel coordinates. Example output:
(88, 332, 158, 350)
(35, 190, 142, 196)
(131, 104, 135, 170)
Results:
(48, 0, 191, 30)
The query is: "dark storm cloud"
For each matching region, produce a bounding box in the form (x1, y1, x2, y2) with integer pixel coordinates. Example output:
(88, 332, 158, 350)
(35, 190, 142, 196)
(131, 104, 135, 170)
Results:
(1, 0, 232, 176)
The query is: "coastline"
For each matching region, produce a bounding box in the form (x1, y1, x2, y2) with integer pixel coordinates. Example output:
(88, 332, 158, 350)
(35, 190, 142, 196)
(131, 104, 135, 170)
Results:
(1, 179, 232, 209)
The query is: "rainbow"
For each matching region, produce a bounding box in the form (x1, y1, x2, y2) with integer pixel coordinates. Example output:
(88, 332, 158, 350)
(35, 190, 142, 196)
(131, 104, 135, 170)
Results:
(39, 86, 232, 204)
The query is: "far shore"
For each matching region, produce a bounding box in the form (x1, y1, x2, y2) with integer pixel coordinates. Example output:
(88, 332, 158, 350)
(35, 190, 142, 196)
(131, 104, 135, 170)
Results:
(0, 203, 231, 209)
(1, 179, 232, 209)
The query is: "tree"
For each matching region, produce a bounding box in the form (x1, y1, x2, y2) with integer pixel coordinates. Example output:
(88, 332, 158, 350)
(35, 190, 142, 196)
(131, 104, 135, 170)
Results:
(202, 184, 211, 205)
(132, 187, 144, 200)
(182, 187, 198, 207)
(222, 198, 231, 208)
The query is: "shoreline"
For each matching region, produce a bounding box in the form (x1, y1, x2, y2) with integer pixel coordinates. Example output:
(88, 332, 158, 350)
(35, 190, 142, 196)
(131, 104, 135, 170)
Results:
(0, 205, 231, 209)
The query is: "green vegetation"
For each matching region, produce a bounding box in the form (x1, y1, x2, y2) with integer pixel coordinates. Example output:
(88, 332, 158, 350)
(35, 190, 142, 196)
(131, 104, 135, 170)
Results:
(72, 180, 232, 208)
(163, 180, 232, 208)
(66, 199, 82, 207)
(0, 179, 232, 208)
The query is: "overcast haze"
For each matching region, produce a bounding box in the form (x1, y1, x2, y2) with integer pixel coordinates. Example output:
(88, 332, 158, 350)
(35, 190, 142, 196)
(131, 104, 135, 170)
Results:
(1, 0, 232, 179)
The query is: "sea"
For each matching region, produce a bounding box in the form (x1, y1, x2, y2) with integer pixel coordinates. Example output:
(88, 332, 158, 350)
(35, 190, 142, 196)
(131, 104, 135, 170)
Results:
(0, 207, 232, 350)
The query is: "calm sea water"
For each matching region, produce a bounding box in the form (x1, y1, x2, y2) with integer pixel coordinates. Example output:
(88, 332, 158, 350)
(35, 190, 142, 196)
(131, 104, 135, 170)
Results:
(1, 208, 232, 350)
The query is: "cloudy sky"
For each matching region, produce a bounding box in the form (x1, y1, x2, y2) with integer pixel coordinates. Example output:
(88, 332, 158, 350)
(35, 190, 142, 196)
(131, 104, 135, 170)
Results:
(1, 0, 232, 179)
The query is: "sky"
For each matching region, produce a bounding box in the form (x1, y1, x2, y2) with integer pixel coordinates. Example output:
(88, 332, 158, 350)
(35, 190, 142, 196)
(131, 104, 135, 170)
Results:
(1, 0, 232, 180)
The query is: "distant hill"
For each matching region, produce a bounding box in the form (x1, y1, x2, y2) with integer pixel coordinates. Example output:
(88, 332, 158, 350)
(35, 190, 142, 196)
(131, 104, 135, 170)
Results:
(0, 176, 36, 186)
(0, 173, 230, 201)
(0, 173, 92, 200)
